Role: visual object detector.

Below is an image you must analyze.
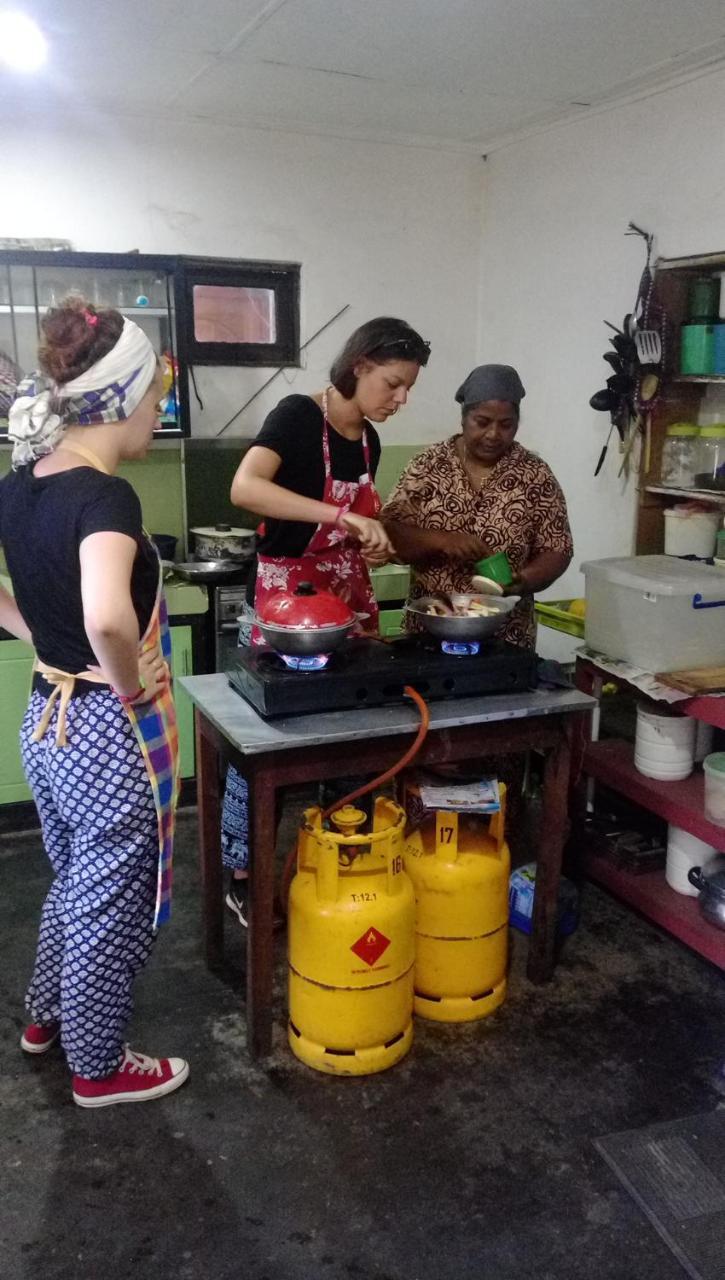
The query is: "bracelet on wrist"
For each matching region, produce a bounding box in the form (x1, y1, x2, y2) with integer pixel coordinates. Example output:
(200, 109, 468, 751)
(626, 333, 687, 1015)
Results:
(334, 503, 351, 527)
(116, 681, 146, 704)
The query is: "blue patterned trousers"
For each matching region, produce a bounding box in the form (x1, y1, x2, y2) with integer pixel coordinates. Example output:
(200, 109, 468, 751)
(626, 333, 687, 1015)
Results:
(21, 690, 158, 1079)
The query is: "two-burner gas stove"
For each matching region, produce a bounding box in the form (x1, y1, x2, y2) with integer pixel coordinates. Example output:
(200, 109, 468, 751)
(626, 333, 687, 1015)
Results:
(227, 634, 536, 719)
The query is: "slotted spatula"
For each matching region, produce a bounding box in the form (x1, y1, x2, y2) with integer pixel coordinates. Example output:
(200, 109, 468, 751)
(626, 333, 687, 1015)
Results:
(634, 328, 662, 364)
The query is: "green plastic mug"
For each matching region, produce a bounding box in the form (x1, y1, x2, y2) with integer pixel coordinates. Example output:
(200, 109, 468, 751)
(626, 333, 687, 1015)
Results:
(474, 552, 512, 586)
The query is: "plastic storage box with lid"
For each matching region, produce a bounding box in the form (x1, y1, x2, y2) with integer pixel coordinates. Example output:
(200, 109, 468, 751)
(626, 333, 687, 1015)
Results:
(582, 555, 725, 671)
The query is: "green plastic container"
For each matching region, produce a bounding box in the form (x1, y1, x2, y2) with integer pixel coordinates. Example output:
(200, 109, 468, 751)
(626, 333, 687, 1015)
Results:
(688, 275, 720, 321)
(680, 323, 715, 375)
(474, 551, 512, 586)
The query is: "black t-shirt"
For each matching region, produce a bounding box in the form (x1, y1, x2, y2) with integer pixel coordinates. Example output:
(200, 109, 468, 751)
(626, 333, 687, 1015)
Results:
(0, 464, 157, 672)
(254, 394, 381, 558)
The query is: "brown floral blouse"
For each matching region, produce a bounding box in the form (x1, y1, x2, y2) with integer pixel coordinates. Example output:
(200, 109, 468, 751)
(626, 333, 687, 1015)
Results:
(381, 437, 573, 649)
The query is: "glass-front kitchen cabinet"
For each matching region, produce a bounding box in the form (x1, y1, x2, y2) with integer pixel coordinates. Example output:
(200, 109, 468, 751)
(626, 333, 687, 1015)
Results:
(0, 250, 301, 442)
(0, 250, 187, 437)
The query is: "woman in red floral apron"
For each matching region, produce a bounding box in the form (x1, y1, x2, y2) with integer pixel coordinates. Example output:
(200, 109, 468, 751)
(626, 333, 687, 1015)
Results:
(222, 317, 431, 924)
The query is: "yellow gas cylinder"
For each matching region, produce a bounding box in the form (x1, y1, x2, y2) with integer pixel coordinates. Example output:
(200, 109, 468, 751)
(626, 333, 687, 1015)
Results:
(403, 785, 510, 1022)
(288, 797, 415, 1075)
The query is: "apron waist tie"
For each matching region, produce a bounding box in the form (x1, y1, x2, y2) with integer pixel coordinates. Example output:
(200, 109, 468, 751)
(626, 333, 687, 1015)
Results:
(32, 661, 109, 747)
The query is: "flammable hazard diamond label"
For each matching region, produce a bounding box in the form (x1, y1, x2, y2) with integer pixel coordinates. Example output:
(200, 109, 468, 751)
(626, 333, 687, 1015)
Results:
(350, 926, 391, 967)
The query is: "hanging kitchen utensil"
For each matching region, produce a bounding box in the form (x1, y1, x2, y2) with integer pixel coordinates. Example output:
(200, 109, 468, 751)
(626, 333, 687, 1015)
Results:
(606, 372, 632, 395)
(589, 388, 619, 413)
(610, 333, 636, 359)
(617, 413, 643, 478)
(602, 352, 624, 372)
(637, 372, 659, 404)
(634, 329, 662, 364)
(594, 422, 616, 477)
(591, 223, 665, 476)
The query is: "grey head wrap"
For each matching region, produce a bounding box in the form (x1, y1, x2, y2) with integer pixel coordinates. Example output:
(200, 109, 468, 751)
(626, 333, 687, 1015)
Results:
(455, 364, 525, 408)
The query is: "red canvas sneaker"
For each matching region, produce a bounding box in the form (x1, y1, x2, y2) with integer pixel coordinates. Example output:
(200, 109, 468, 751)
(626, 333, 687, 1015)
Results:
(21, 1022, 60, 1054)
(72, 1046, 189, 1108)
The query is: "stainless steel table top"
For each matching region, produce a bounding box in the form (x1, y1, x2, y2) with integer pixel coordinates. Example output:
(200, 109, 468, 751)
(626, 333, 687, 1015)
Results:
(180, 673, 594, 757)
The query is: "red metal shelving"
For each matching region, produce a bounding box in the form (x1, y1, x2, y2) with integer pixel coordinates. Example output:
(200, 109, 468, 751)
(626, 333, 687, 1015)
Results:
(584, 739, 725, 847)
(584, 852, 724, 970)
(581, 739, 725, 969)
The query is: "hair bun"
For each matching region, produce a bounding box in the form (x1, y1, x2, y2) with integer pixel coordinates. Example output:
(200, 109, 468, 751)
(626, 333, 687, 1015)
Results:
(39, 294, 124, 384)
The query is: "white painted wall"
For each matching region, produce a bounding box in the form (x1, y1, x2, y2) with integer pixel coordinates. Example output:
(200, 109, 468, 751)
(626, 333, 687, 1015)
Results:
(480, 66, 725, 659)
(0, 113, 483, 443)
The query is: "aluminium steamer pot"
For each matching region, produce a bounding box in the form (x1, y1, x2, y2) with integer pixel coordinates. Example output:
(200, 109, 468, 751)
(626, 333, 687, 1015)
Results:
(190, 524, 256, 561)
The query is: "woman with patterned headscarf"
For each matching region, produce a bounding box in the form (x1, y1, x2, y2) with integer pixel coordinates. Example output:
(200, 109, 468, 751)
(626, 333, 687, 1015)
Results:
(0, 295, 189, 1108)
(382, 364, 573, 649)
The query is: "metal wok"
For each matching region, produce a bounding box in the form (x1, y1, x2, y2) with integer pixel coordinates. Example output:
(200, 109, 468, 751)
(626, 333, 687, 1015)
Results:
(406, 594, 518, 642)
(253, 618, 355, 655)
(173, 560, 249, 585)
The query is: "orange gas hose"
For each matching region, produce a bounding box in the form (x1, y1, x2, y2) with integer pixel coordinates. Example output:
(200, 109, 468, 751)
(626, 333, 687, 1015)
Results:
(280, 685, 430, 911)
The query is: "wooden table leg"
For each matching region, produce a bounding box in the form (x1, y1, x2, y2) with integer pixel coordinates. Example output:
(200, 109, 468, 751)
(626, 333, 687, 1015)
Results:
(194, 710, 224, 968)
(527, 720, 572, 984)
(246, 762, 278, 1059)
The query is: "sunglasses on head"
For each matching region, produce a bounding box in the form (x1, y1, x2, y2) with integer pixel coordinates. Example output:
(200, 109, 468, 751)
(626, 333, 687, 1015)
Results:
(374, 337, 431, 363)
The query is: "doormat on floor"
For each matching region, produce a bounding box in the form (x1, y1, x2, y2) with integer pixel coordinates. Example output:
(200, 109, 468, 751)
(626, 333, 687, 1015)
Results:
(595, 1111, 725, 1280)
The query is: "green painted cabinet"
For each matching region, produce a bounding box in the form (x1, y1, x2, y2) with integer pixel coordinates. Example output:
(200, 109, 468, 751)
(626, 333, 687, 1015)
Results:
(0, 639, 34, 804)
(169, 624, 195, 780)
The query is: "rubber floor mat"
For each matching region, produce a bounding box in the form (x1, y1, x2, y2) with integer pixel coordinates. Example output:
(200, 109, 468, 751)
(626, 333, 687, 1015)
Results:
(595, 1111, 725, 1280)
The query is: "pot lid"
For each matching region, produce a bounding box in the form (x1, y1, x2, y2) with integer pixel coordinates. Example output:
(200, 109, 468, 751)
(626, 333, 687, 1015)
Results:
(191, 525, 256, 537)
(258, 582, 355, 629)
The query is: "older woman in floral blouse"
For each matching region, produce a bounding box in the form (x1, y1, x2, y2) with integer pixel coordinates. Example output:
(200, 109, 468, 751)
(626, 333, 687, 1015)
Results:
(381, 364, 573, 648)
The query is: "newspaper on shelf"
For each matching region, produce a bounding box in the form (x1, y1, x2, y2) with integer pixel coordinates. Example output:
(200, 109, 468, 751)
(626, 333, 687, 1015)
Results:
(579, 648, 725, 704)
(417, 778, 500, 814)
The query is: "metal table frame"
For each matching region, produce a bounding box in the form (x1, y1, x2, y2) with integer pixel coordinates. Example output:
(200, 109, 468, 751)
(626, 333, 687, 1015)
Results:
(181, 676, 594, 1058)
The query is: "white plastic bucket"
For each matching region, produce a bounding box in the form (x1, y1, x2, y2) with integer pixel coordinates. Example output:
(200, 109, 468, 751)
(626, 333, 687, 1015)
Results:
(666, 825, 719, 895)
(663, 508, 720, 558)
(703, 752, 725, 825)
(634, 705, 695, 780)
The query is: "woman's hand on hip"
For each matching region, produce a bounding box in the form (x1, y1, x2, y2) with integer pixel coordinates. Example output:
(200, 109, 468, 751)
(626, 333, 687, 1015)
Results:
(87, 642, 170, 702)
(137, 644, 171, 700)
(342, 513, 394, 559)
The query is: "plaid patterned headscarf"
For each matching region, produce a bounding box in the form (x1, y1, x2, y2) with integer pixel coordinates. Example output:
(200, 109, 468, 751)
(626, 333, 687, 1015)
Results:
(8, 318, 157, 468)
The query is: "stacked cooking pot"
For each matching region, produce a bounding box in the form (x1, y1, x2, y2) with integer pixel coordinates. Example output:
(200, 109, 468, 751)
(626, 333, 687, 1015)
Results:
(175, 524, 256, 584)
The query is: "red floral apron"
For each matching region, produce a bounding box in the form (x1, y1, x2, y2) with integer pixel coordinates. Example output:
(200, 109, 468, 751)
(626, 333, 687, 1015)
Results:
(252, 397, 381, 644)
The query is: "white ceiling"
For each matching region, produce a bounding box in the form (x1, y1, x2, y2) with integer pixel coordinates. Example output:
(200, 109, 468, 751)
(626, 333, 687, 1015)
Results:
(2, 0, 725, 150)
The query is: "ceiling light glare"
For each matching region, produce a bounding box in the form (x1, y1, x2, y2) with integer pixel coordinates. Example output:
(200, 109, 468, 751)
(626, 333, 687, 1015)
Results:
(0, 11, 48, 72)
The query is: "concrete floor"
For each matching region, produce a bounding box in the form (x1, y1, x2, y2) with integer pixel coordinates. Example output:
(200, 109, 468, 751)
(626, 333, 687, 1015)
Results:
(2, 806, 724, 1280)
